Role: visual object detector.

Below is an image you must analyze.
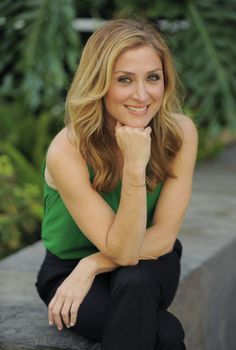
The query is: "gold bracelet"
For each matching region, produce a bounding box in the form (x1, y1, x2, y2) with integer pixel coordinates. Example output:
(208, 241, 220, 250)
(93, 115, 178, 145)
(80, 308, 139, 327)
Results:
(126, 181, 146, 187)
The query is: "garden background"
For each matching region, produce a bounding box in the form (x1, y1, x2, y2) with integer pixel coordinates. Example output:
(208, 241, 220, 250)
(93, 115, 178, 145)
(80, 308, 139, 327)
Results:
(0, 0, 235, 259)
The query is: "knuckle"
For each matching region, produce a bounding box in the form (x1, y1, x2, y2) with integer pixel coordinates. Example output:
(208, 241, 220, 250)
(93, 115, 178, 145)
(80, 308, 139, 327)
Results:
(52, 310, 59, 316)
(70, 310, 77, 316)
(58, 290, 66, 298)
(67, 293, 74, 300)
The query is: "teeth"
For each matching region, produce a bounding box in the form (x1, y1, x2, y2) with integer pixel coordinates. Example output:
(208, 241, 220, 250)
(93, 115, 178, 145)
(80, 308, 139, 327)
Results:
(126, 106, 147, 112)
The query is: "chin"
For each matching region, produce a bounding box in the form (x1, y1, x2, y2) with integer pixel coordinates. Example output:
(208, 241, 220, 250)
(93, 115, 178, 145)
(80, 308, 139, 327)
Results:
(127, 119, 152, 128)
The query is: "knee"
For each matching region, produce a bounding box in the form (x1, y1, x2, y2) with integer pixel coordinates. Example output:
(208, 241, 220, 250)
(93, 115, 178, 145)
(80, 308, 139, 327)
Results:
(111, 264, 153, 291)
(157, 311, 185, 348)
(161, 329, 185, 349)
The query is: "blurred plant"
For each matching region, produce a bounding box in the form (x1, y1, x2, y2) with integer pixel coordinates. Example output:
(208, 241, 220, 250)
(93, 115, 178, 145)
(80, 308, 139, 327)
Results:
(0, 0, 79, 165)
(0, 154, 43, 259)
(74, 0, 115, 19)
(0, 0, 80, 110)
(0, 0, 80, 258)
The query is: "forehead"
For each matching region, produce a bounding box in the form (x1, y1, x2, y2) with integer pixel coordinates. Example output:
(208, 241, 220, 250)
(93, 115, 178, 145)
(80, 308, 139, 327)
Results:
(113, 45, 162, 71)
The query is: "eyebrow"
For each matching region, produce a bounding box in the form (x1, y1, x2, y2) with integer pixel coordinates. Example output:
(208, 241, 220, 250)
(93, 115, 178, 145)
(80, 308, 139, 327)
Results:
(114, 68, 163, 75)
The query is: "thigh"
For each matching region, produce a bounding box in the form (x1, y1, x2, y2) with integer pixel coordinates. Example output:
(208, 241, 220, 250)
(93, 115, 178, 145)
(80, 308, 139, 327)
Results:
(35, 250, 112, 343)
(139, 245, 181, 310)
(42, 271, 112, 342)
(35, 251, 79, 303)
(72, 272, 111, 342)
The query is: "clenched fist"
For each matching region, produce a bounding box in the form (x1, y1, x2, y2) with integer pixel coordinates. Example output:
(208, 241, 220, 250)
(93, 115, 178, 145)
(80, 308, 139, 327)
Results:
(115, 121, 152, 170)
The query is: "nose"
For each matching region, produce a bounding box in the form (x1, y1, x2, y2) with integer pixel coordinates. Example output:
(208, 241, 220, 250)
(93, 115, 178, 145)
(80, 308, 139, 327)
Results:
(132, 82, 149, 102)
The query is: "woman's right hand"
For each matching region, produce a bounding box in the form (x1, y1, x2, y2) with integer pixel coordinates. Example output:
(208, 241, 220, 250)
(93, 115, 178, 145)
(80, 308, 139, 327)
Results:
(115, 121, 152, 169)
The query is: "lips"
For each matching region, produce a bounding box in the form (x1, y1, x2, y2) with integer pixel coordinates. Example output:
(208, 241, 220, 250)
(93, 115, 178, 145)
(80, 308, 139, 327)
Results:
(125, 105, 149, 112)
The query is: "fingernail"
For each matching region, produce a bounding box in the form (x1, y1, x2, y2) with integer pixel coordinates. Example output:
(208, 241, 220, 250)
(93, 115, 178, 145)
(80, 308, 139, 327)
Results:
(66, 324, 70, 328)
(49, 321, 53, 326)
(70, 322, 74, 327)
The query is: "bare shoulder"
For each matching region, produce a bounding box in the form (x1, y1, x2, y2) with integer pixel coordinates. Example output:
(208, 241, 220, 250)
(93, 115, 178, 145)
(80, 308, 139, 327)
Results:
(47, 127, 76, 154)
(168, 113, 198, 174)
(172, 113, 198, 145)
(45, 127, 89, 189)
(46, 126, 87, 167)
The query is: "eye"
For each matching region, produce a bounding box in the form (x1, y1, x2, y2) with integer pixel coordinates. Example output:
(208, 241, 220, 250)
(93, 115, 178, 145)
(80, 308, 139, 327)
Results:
(147, 73, 160, 81)
(117, 76, 132, 84)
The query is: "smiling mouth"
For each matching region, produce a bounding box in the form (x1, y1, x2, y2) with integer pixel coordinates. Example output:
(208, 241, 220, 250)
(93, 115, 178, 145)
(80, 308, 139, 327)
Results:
(125, 105, 149, 112)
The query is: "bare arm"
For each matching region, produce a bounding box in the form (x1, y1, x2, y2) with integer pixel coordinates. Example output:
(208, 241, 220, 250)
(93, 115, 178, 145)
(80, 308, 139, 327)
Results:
(48, 115, 196, 269)
(47, 124, 151, 266)
(78, 115, 198, 273)
(105, 163, 147, 265)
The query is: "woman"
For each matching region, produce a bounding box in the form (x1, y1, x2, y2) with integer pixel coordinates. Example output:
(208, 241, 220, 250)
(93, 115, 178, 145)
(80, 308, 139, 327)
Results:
(35, 18, 198, 349)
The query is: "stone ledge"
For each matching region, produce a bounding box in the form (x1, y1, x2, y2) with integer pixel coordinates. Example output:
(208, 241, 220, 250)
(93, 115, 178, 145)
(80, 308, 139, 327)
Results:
(1, 232, 236, 350)
(0, 304, 99, 350)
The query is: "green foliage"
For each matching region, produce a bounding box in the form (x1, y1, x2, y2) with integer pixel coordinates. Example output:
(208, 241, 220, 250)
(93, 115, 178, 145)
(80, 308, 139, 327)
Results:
(0, 96, 64, 171)
(176, 1, 236, 132)
(74, 0, 114, 18)
(0, 142, 42, 187)
(0, 154, 43, 259)
(197, 127, 236, 160)
(0, 0, 79, 258)
(0, 0, 80, 110)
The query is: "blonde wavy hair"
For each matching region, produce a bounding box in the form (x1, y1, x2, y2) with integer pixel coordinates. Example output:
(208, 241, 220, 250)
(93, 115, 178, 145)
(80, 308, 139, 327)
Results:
(65, 18, 183, 192)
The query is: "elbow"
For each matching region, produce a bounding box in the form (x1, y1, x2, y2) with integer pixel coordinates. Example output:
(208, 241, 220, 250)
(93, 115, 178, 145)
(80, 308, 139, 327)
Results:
(105, 235, 139, 266)
(166, 236, 177, 254)
(106, 250, 139, 266)
(102, 249, 139, 266)
(114, 257, 139, 266)
(104, 233, 139, 266)
(166, 244, 174, 254)
(112, 250, 140, 266)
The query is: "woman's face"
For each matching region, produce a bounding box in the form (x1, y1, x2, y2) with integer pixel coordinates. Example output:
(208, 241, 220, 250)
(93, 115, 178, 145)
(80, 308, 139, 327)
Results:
(104, 45, 164, 131)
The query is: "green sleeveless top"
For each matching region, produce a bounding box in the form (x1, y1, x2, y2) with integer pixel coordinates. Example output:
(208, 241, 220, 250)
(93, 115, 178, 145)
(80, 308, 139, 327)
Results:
(41, 161, 164, 259)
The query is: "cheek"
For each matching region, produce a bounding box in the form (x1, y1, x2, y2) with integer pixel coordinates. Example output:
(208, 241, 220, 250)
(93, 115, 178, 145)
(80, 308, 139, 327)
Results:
(153, 84, 164, 101)
(105, 86, 131, 107)
(104, 92, 115, 112)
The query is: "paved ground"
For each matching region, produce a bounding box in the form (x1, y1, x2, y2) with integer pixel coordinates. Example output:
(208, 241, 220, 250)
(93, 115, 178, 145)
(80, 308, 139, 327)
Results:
(169, 143, 236, 350)
(179, 143, 236, 278)
(0, 143, 235, 350)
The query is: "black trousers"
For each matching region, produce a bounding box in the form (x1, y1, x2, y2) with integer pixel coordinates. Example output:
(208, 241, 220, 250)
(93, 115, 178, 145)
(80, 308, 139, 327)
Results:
(35, 239, 186, 350)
